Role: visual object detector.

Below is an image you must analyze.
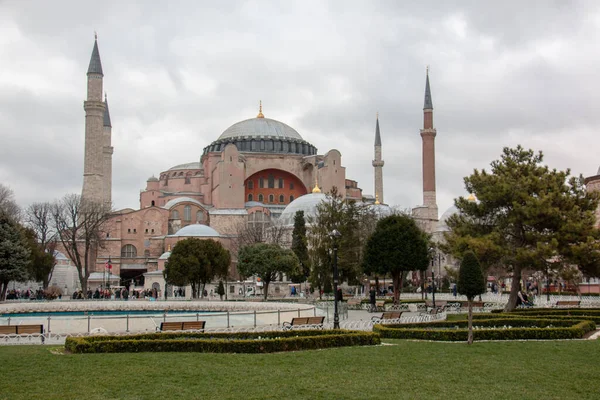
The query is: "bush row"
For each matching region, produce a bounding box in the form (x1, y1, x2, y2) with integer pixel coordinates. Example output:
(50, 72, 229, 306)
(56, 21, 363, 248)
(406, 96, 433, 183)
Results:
(490, 309, 600, 324)
(373, 318, 595, 341)
(65, 330, 381, 354)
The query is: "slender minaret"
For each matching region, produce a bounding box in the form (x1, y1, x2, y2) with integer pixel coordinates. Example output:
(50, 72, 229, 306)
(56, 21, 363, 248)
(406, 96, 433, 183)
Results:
(372, 113, 384, 203)
(81, 34, 107, 204)
(102, 93, 113, 207)
(420, 67, 438, 220)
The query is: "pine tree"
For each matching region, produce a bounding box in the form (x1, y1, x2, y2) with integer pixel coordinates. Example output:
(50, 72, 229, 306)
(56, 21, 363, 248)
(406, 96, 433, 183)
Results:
(444, 146, 600, 311)
(457, 251, 486, 344)
(0, 212, 30, 299)
(290, 211, 310, 283)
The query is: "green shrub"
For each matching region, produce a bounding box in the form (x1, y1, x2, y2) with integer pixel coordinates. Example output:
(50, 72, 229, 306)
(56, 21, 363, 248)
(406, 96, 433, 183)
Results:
(65, 330, 381, 354)
(373, 317, 595, 341)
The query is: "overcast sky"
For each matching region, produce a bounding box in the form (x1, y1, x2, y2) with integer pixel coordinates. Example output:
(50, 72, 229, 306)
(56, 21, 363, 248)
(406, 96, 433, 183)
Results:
(1, 0, 599, 216)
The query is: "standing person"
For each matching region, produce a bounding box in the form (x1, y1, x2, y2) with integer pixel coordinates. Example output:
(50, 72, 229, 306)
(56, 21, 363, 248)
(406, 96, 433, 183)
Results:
(369, 287, 377, 313)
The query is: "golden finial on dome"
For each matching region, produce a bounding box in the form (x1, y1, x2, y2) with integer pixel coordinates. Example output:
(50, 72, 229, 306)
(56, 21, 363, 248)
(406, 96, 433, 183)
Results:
(167, 244, 171, 251)
(467, 193, 476, 202)
(257, 100, 264, 118)
(312, 173, 321, 193)
(375, 194, 380, 205)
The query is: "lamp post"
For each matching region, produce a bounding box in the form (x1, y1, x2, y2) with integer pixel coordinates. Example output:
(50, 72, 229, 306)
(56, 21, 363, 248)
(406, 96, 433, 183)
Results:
(330, 229, 341, 329)
(432, 269, 436, 308)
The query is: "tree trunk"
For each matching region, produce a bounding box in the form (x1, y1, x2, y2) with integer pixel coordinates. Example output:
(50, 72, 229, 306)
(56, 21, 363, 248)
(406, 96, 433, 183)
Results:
(467, 298, 473, 345)
(392, 271, 400, 305)
(399, 271, 405, 298)
(263, 281, 269, 301)
(0, 281, 7, 301)
(505, 265, 522, 311)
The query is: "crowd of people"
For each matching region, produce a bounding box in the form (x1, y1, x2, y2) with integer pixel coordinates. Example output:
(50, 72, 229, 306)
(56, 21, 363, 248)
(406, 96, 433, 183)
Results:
(5, 288, 52, 300)
(69, 287, 160, 300)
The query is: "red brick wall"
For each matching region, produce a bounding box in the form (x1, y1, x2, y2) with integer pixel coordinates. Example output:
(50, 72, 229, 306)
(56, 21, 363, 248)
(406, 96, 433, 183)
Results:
(245, 169, 307, 205)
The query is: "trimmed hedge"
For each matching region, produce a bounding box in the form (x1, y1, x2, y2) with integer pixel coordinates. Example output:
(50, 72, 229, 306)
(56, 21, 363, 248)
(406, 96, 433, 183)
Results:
(489, 309, 600, 324)
(65, 330, 381, 354)
(373, 317, 595, 341)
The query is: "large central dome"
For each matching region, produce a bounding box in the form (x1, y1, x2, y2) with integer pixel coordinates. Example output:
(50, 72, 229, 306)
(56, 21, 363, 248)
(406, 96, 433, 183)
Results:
(219, 117, 303, 141)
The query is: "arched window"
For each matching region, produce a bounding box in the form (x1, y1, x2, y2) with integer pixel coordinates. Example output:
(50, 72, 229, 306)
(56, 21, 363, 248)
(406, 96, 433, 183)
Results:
(184, 205, 191, 221)
(268, 194, 274, 203)
(279, 195, 284, 203)
(151, 200, 155, 206)
(259, 178, 264, 188)
(290, 195, 294, 202)
(290, 183, 294, 190)
(144, 249, 150, 258)
(268, 174, 275, 188)
(278, 178, 284, 188)
(258, 194, 264, 202)
(247, 180, 254, 189)
(196, 211, 204, 222)
(171, 210, 179, 219)
(121, 244, 137, 258)
(248, 194, 253, 202)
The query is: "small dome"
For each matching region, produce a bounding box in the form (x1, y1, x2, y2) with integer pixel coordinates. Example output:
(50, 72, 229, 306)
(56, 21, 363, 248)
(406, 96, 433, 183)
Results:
(218, 118, 303, 141)
(54, 250, 68, 260)
(171, 224, 220, 237)
(279, 192, 327, 226)
(158, 251, 171, 260)
(369, 203, 392, 217)
(597, 165, 600, 175)
(147, 176, 159, 182)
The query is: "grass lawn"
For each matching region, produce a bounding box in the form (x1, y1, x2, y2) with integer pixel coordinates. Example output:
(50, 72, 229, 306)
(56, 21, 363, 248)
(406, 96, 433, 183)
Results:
(0, 340, 599, 400)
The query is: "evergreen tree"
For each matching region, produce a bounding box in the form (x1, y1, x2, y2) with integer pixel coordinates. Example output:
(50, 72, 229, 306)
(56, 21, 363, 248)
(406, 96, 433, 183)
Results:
(457, 251, 486, 344)
(444, 146, 600, 311)
(237, 243, 299, 300)
(290, 211, 310, 283)
(0, 212, 30, 299)
(164, 238, 230, 298)
(363, 214, 430, 304)
(217, 280, 225, 300)
(23, 227, 56, 289)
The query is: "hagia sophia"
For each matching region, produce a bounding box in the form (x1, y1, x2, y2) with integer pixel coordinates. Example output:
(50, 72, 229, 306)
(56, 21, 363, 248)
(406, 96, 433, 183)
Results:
(55, 37, 600, 296)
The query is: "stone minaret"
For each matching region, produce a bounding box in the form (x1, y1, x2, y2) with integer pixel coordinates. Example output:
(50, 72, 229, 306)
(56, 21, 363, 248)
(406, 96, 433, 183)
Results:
(372, 114, 384, 203)
(102, 93, 113, 207)
(420, 68, 438, 221)
(81, 35, 107, 204)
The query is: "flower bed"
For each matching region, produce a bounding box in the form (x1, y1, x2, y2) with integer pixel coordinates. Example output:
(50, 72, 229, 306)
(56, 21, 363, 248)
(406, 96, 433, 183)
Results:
(65, 329, 380, 353)
(373, 317, 595, 341)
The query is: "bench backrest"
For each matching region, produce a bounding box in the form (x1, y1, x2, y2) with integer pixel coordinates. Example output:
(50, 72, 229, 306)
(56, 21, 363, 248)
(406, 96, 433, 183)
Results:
(0, 326, 17, 335)
(160, 322, 183, 331)
(17, 325, 44, 334)
(347, 298, 361, 305)
(182, 321, 205, 331)
(556, 301, 580, 306)
(291, 317, 310, 326)
(381, 312, 402, 319)
(306, 316, 325, 325)
(375, 300, 386, 306)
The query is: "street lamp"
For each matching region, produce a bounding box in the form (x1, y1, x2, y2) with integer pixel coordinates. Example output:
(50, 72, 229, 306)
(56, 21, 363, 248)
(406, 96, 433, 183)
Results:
(106, 256, 112, 294)
(330, 229, 341, 329)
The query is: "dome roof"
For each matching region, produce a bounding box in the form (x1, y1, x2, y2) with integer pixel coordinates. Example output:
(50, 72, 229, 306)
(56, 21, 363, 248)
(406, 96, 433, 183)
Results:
(218, 117, 303, 141)
(147, 176, 159, 182)
(158, 251, 171, 260)
(436, 205, 458, 232)
(279, 192, 327, 226)
(369, 203, 393, 217)
(170, 224, 220, 237)
(169, 162, 201, 171)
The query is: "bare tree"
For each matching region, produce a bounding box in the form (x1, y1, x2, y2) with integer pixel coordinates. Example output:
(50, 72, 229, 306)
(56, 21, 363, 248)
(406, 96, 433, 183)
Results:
(25, 202, 58, 288)
(0, 184, 21, 222)
(51, 194, 111, 293)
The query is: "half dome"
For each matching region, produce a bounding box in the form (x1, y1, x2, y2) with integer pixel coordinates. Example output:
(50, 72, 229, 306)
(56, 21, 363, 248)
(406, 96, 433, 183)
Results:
(279, 192, 327, 226)
(219, 117, 303, 141)
(170, 224, 220, 237)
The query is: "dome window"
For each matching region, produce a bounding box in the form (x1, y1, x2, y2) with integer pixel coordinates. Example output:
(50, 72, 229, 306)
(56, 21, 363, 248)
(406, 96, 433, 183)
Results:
(121, 244, 137, 258)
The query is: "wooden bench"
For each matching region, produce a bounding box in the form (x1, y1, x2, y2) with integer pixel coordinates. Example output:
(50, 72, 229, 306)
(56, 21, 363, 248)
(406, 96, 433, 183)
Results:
(554, 300, 581, 308)
(371, 311, 403, 323)
(0, 324, 45, 343)
(282, 316, 325, 330)
(159, 321, 206, 332)
(375, 300, 386, 311)
(347, 298, 362, 309)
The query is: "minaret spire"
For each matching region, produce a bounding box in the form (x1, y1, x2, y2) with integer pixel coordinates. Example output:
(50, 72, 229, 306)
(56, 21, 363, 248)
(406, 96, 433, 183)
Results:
(419, 67, 438, 232)
(103, 92, 112, 127)
(82, 35, 108, 205)
(372, 113, 384, 204)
